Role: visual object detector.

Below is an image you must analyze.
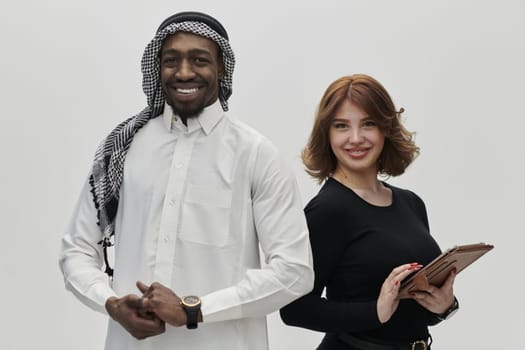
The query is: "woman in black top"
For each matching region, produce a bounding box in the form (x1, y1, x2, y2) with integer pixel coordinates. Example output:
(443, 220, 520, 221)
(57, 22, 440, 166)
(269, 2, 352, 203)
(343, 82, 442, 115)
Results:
(280, 74, 458, 349)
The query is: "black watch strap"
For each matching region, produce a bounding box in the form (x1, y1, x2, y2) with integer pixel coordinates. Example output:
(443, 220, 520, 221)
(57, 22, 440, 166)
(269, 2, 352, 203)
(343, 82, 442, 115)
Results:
(185, 308, 199, 329)
(181, 295, 201, 330)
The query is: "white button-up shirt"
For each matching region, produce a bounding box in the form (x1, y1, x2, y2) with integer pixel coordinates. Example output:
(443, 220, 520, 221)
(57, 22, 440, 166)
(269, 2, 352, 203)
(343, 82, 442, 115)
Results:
(59, 101, 314, 350)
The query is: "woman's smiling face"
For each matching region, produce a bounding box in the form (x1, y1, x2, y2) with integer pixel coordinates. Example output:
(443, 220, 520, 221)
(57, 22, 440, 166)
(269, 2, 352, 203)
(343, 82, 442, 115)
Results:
(329, 99, 385, 178)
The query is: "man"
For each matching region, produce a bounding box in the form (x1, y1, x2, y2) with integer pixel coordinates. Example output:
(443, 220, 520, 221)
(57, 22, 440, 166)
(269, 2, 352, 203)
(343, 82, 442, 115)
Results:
(59, 11, 313, 350)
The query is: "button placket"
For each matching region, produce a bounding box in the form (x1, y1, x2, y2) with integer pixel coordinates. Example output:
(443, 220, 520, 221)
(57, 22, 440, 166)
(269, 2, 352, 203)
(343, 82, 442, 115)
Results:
(153, 131, 198, 284)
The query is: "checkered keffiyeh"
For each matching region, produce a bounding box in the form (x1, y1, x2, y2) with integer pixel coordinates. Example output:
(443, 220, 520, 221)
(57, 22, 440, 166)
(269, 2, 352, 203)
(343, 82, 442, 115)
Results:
(89, 20, 235, 276)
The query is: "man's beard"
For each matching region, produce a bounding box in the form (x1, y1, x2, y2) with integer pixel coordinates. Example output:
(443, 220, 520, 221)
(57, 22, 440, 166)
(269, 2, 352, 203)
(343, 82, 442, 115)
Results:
(169, 103, 205, 123)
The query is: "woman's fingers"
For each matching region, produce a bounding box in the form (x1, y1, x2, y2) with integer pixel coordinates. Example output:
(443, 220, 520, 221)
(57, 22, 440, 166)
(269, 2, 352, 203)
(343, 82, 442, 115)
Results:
(389, 262, 422, 285)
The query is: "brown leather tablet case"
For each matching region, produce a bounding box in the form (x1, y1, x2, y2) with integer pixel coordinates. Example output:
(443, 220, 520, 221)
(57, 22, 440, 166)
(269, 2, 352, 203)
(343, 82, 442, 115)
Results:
(399, 242, 494, 298)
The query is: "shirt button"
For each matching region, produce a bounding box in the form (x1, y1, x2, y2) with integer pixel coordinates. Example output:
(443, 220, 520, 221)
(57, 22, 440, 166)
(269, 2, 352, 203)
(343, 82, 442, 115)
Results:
(163, 236, 169, 243)
(175, 163, 183, 169)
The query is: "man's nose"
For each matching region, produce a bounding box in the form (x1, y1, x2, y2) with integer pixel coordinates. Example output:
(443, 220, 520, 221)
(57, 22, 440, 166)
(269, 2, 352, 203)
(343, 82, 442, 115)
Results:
(175, 60, 195, 79)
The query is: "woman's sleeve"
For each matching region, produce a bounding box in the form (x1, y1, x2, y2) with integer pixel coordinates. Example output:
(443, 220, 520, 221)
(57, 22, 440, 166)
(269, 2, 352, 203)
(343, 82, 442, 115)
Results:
(279, 198, 381, 333)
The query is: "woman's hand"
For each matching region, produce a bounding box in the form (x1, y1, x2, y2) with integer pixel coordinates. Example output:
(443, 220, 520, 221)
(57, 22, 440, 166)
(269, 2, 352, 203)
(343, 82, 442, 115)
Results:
(377, 263, 422, 323)
(410, 269, 456, 314)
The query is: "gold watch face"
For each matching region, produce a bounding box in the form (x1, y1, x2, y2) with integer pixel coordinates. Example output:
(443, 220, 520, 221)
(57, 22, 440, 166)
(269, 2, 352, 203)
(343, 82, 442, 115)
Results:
(182, 295, 201, 307)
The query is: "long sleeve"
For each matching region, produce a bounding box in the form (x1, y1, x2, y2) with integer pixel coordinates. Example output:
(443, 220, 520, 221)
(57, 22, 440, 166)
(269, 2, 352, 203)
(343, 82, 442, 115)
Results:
(58, 177, 116, 314)
(280, 192, 381, 332)
(201, 138, 314, 322)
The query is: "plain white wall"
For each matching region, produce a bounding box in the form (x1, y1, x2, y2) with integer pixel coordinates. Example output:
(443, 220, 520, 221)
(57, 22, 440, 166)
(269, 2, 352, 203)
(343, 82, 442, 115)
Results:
(1, 0, 523, 348)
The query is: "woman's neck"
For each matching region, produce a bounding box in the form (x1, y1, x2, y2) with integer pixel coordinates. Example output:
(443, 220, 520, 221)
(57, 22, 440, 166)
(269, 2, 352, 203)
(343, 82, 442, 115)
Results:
(333, 166, 381, 192)
(333, 166, 392, 207)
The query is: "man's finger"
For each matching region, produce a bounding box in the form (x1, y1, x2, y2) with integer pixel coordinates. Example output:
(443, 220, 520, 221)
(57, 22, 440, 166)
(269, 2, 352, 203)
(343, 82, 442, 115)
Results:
(136, 280, 149, 294)
(125, 294, 144, 309)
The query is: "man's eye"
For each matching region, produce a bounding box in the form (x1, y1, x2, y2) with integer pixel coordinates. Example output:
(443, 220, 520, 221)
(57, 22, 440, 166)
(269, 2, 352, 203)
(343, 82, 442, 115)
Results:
(162, 57, 178, 65)
(194, 57, 209, 64)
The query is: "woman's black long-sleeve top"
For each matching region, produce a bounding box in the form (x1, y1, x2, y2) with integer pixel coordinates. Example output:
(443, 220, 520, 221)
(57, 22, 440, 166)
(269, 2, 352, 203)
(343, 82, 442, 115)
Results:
(280, 178, 442, 343)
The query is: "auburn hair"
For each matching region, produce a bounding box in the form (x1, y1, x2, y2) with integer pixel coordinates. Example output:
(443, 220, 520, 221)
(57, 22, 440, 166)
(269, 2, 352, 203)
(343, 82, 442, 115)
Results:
(302, 74, 419, 183)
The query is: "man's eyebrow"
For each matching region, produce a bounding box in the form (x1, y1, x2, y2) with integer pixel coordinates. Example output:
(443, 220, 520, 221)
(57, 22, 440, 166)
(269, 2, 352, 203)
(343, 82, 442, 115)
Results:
(160, 48, 213, 56)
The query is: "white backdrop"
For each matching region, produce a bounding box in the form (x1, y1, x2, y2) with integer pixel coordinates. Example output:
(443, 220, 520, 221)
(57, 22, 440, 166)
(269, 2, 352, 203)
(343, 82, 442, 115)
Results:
(1, 0, 523, 348)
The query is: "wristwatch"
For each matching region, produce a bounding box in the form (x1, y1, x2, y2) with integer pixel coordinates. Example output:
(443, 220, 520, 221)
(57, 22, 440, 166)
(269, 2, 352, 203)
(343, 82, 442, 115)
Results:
(436, 297, 459, 321)
(180, 295, 201, 329)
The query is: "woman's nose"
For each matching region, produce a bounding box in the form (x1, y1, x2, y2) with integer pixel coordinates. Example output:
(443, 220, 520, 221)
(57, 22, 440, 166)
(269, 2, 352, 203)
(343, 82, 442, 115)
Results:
(347, 128, 363, 143)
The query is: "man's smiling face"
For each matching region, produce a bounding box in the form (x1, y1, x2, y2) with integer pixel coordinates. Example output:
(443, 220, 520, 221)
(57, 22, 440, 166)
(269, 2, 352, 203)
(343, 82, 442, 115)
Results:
(160, 32, 224, 122)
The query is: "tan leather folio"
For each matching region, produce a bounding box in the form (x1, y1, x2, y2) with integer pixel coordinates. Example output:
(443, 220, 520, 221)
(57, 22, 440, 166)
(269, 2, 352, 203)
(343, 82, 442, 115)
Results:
(399, 242, 494, 298)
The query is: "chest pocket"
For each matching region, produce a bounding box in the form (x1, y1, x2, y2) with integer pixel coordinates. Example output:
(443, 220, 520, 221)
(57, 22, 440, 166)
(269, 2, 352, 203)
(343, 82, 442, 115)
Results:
(179, 184, 232, 247)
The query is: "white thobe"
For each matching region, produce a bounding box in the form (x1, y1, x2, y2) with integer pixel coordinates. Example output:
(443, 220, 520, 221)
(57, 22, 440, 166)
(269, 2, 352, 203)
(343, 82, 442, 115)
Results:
(59, 101, 314, 350)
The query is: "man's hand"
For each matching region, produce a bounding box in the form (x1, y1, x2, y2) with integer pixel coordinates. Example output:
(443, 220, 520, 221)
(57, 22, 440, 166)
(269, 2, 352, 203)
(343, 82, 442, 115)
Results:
(105, 295, 165, 340)
(136, 281, 189, 327)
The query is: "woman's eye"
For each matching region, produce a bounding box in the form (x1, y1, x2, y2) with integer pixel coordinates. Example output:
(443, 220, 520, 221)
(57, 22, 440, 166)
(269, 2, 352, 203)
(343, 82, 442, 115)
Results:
(363, 120, 376, 128)
(334, 123, 348, 129)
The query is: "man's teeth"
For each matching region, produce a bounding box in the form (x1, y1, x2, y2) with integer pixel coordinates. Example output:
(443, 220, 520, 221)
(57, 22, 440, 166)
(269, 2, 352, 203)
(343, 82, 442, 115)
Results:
(177, 88, 198, 94)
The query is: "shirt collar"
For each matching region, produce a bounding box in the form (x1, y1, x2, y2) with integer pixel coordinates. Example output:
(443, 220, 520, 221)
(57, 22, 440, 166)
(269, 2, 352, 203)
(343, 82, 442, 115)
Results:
(162, 100, 224, 135)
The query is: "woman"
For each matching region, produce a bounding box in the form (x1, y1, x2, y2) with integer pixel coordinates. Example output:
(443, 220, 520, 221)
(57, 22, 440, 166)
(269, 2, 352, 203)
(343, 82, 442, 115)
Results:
(280, 74, 458, 350)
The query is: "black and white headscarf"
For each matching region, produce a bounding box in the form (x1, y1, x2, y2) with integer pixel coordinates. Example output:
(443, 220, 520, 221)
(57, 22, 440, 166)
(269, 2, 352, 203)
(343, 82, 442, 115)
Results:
(89, 13, 235, 276)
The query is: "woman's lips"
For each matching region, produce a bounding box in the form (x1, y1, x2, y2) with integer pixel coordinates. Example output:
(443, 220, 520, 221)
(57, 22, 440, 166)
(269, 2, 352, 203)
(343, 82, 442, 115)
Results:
(346, 147, 369, 159)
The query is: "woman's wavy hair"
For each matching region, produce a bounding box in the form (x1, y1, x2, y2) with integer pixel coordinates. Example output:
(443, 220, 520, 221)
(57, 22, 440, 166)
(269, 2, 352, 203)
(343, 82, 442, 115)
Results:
(302, 74, 420, 183)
